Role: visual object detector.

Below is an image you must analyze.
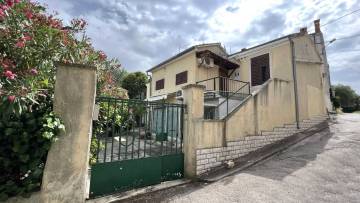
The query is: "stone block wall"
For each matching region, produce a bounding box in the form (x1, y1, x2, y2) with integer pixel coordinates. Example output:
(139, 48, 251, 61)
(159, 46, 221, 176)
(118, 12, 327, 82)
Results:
(196, 114, 328, 175)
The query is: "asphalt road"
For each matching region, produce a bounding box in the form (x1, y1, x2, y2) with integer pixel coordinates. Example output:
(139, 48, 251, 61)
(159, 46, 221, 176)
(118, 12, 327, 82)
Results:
(124, 113, 360, 203)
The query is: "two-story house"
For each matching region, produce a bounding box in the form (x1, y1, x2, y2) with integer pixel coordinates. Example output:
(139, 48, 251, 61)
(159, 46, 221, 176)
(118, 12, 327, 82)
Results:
(146, 20, 331, 121)
(146, 43, 239, 100)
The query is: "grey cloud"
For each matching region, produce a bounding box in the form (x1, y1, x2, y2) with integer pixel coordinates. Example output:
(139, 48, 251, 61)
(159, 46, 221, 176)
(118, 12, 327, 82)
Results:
(226, 6, 239, 13)
(39, 0, 360, 93)
(233, 11, 286, 50)
(50, 0, 210, 71)
(328, 37, 360, 51)
(190, 0, 230, 14)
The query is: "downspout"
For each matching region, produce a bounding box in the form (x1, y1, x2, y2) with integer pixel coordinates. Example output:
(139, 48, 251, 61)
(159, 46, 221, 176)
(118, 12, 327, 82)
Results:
(289, 37, 300, 129)
(146, 72, 152, 98)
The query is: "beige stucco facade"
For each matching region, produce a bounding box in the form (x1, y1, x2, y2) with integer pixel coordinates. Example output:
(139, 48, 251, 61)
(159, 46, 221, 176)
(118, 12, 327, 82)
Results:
(150, 51, 196, 98)
(230, 39, 292, 83)
(146, 43, 233, 101)
(152, 34, 327, 177)
(214, 34, 325, 141)
(226, 78, 297, 141)
(293, 35, 326, 120)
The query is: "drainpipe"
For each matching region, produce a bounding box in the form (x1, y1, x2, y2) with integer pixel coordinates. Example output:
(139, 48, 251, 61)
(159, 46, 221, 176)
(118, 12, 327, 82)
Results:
(146, 72, 152, 97)
(289, 37, 300, 129)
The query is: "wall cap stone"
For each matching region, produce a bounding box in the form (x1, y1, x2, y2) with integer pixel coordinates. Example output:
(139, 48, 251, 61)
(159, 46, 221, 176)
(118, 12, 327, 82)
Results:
(54, 62, 97, 70)
(251, 79, 272, 96)
(182, 84, 206, 90)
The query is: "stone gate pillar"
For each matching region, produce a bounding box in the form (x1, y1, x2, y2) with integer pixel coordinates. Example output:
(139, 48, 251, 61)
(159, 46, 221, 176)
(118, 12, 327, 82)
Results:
(40, 63, 97, 203)
(182, 84, 204, 178)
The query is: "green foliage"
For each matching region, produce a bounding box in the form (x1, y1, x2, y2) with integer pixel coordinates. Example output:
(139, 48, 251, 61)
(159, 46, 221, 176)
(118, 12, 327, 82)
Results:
(93, 101, 130, 137)
(0, 94, 64, 201)
(109, 61, 128, 86)
(333, 84, 359, 108)
(0, 0, 123, 200)
(89, 138, 104, 165)
(121, 72, 148, 99)
(90, 101, 130, 165)
(331, 96, 341, 109)
(90, 100, 148, 164)
(97, 58, 128, 99)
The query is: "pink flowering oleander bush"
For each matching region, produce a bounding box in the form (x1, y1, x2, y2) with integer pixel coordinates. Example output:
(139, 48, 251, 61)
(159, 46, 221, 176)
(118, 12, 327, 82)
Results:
(0, 0, 124, 200)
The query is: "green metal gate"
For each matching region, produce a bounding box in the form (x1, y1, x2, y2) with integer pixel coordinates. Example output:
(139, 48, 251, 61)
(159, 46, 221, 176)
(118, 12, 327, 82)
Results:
(89, 97, 185, 198)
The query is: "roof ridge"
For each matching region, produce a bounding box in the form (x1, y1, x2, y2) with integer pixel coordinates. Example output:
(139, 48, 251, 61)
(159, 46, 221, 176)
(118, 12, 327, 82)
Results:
(147, 42, 224, 72)
(229, 33, 297, 56)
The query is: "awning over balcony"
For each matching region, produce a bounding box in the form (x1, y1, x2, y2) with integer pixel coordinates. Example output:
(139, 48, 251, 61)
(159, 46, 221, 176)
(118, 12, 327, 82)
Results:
(196, 50, 239, 70)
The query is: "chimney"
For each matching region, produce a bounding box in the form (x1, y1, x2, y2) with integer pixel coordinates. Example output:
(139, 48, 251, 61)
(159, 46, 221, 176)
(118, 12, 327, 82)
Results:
(314, 19, 321, 33)
(300, 27, 307, 35)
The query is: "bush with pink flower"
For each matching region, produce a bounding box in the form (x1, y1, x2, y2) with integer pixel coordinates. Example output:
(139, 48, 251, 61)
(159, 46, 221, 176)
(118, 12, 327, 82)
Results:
(0, 0, 124, 200)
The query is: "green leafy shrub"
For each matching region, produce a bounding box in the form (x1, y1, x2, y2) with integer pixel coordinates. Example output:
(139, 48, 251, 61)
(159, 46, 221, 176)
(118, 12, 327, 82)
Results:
(90, 100, 142, 164)
(0, 93, 64, 201)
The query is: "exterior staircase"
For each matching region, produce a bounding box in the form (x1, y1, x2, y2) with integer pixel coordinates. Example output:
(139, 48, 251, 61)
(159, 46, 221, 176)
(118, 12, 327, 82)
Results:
(197, 77, 251, 120)
(195, 114, 330, 175)
(204, 91, 249, 119)
(261, 115, 330, 138)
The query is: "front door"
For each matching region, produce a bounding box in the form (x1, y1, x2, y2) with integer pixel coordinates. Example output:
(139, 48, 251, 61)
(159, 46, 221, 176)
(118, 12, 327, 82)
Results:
(251, 54, 270, 86)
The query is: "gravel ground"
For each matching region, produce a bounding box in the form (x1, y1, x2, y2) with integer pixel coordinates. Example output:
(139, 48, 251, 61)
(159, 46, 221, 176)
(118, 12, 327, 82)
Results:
(121, 113, 360, 203)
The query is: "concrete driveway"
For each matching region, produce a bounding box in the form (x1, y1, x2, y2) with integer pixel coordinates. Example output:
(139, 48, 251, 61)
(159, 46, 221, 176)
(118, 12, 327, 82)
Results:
(124, 113, 360, 203)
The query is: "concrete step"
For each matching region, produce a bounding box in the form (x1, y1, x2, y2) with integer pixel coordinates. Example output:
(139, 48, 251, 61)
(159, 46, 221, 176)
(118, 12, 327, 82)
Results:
(261, 130, 291, 136)
(312, 115, 329, 119)
(274, 126, 300, 132)
(302, 120, 323, 124)
(306, 117, 328, 122)
(261, 116, 328, 138)
(284, 124, 296, 128)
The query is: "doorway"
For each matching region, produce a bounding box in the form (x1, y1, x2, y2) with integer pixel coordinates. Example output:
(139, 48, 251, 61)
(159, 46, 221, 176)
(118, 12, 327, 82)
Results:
(251, 54, 270, 86)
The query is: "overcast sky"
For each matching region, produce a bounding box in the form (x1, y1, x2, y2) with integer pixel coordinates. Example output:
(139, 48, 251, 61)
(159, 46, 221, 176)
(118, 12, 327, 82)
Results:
(39, 0, 360, 93)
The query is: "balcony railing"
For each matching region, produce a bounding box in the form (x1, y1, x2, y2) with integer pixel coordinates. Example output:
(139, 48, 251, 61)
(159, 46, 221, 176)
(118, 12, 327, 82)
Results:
(196, 76, 249, 96)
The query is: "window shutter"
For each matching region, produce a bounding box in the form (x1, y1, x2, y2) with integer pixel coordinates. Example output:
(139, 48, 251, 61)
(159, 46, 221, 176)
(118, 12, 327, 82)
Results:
(176, 71, 188, 85)
(155, 79, 164, 90)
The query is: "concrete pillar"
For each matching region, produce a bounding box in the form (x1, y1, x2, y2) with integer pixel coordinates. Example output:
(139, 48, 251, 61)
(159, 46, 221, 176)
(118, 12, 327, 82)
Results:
(41, 63, 97, 203)
(182, 84, 204, 178)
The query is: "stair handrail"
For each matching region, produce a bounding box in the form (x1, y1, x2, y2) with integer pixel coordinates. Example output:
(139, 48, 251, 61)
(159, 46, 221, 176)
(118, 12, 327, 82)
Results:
(215, 81, 250, 118)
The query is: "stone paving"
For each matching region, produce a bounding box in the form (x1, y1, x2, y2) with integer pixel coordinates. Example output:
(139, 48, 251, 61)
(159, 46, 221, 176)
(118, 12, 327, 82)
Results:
(96, 129, 182, 163)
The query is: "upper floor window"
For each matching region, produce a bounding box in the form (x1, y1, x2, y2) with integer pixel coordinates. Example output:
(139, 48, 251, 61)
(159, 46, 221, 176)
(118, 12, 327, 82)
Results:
(155, 79, 164, 90)
(176, 71, 188, 85)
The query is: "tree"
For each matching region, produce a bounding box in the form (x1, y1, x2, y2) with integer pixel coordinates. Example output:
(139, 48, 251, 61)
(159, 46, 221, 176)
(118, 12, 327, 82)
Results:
(121, 72, 148, 99)
(111, 62, 128, 85)
(333, 84, 358, 107)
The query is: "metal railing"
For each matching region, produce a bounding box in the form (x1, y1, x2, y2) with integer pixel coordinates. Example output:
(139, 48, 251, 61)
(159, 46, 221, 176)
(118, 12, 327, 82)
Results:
(91, 97, 185, 163)
(196, 77, 250, 119)
(196, 76, 249, 98)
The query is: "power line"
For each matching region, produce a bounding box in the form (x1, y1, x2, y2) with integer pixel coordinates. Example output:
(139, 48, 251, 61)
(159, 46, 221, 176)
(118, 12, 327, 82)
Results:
(325, 33, 360, 47)
(308, 7, 360, 33)
(321, 8, 360, 27)
(335, 33, 360, 40)
(329, 49, 360, 53)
